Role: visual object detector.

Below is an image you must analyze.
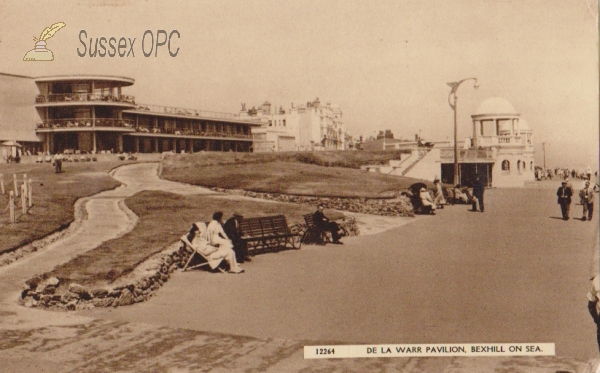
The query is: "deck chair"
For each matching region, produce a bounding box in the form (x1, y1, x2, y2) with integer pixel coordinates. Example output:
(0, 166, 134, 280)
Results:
(180, 235, 227, 273)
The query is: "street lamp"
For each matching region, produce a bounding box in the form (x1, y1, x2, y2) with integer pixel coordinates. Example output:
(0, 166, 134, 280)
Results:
(447, 77, 479, 185)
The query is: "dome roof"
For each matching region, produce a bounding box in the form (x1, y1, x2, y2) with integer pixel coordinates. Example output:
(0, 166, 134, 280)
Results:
(475, 97, 517, 115)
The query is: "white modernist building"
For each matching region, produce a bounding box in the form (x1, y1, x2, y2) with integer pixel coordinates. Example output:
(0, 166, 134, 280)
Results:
(237, 98, 345, 152)
(371, 97, 535, 188)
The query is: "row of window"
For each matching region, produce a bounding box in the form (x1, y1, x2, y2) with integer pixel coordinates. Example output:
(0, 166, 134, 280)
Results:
(501, 159, 533, 172)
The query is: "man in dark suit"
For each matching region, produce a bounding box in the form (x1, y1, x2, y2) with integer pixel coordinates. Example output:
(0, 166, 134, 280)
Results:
(472, 176, 486, 212)
(313, 204, 343, 244)
(557, 179, 573, 220)
(223, 212, 250, 263)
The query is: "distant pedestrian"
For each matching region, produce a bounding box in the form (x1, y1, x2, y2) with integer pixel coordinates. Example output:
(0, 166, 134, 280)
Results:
(556, 179, 573, 220)
(472, 176, 485, 212)
(433, 179, 446, 208)
(587, 275, 600, 352)
(579, 180, 594, 221)
(52, 152, 63, 173)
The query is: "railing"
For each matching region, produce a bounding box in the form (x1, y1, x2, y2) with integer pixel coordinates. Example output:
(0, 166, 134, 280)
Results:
(36, 118, 135, 129)
(35, 93, 136, 105)
(132, 103, 262, 122)
(133, 127, 252, 139)
(474, 135, 525, 146)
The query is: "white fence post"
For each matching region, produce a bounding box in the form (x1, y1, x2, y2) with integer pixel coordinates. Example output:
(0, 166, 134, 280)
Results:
(9, 191, 15, 223)
(0, 173, 4, 194)
(28, 179, 33, 208)
(13, 174, 19, 197)
(22, 174, 28, 197)
(21, 184, 26, 215)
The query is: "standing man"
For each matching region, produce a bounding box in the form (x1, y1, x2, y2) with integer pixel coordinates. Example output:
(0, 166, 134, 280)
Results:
(557, 179, 573, 220)
(313, 204, 344, 244)
(433, 179, 446, 208)
(53, 152, 63, 173)
(472, 176, 485, 212)
(587, 274, 600, 352)
(223, 212, 251, 263)
(579, 180, 595, 221)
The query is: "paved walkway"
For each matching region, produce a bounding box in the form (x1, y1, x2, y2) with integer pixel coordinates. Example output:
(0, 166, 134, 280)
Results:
(0, 164, 598, 372)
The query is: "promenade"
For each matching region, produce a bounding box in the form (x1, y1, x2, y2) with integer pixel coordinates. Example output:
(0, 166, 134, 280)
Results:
(0, 163, 597, 372)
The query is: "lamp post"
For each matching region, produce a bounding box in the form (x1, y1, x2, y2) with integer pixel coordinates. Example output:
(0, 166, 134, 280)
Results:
(542, 142, 546, 169)
(447, 78, 479, 185)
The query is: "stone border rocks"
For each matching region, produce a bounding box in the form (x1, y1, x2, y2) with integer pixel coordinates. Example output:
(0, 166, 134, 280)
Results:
(20, 241, 191, 310)
(210, 188, 415, 217)
(20, 221, 355, 311)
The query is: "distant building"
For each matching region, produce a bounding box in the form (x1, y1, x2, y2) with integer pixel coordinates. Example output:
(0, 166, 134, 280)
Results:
(366, 97, 535, 188)
(0, 73, 41, 157)
(0, 73, 261, 156)
(237, 98, 345, 152)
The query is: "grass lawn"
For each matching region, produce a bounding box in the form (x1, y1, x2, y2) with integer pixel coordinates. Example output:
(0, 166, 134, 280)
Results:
(26, 151, 428, 289)
(45, 191, 337, 289)
(0, 161, 133, 254)
(162, 152, 430, 198)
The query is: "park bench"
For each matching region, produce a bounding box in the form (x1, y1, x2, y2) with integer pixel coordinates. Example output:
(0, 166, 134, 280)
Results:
(239, 214, 301, 254)
(301, 213, 331, 245)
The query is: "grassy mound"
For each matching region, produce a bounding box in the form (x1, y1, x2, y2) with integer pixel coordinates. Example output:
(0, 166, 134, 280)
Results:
(162, 151, 427, 198)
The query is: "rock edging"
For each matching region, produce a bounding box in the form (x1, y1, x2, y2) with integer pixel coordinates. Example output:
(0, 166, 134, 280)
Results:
(20, 221, 361, 311)
(210, 188, 415, 217)
(20, 241, 190, 311)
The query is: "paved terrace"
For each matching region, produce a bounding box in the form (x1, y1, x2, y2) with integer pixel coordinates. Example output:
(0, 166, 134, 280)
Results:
(0, 164, 597, 372)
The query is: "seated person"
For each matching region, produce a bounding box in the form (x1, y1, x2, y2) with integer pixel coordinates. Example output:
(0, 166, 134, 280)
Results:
(419, 187, 436, 215)
(223, 211, 251, 263)
(433, 179, 446, 208)
(453, 184, 470, 204)
(313, 204, 344, 244)
(182, 219, 243, 274)
(207, 212, 244, 273)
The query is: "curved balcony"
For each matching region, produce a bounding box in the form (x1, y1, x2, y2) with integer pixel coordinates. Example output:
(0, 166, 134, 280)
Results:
(36, 118, 135, 130)
(133, 126, 252, 139)
(35, 93, 136, 106)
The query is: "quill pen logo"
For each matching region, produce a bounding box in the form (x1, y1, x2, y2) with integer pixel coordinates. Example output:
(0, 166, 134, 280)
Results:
(23, 22, 66, 61)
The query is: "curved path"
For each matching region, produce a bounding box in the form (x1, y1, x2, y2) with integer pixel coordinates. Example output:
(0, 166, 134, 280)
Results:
(0, 164, 596, 372)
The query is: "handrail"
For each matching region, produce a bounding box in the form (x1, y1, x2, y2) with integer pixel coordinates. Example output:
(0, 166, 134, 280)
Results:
(35, 93, 136, 105)
(36, 118, 134, 129)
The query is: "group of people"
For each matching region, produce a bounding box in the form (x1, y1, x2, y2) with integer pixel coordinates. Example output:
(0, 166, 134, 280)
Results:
(181, 211, 250, 274)
(418, 177, 486, 215)
(556, 177, 597, 221)
(181, 206, 346, 274)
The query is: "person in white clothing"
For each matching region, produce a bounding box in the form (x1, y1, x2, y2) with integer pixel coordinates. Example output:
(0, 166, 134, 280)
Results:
(182, 221, 243, 273)
(419, 187, 436, 215)
(206, 211, 244, 273)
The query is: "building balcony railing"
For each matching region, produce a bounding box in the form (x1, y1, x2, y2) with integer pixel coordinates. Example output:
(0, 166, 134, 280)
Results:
(35, 93, 136, 105)
(36, 118, 135, 129)
(132, 104, 261, 123)
(133, 127, 252, 139)
(474, 135, 531, 147)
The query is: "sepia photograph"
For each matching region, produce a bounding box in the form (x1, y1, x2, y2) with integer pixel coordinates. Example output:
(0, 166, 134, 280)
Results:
(0, 0, 598, 371)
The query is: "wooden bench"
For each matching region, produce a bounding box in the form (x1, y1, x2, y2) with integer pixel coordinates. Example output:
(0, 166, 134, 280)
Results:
(301, 213, 330, 245)
(239, 215, 301, 254)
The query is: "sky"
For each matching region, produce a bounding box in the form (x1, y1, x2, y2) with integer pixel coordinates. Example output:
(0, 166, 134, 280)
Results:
(0, 0, 598, 170)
